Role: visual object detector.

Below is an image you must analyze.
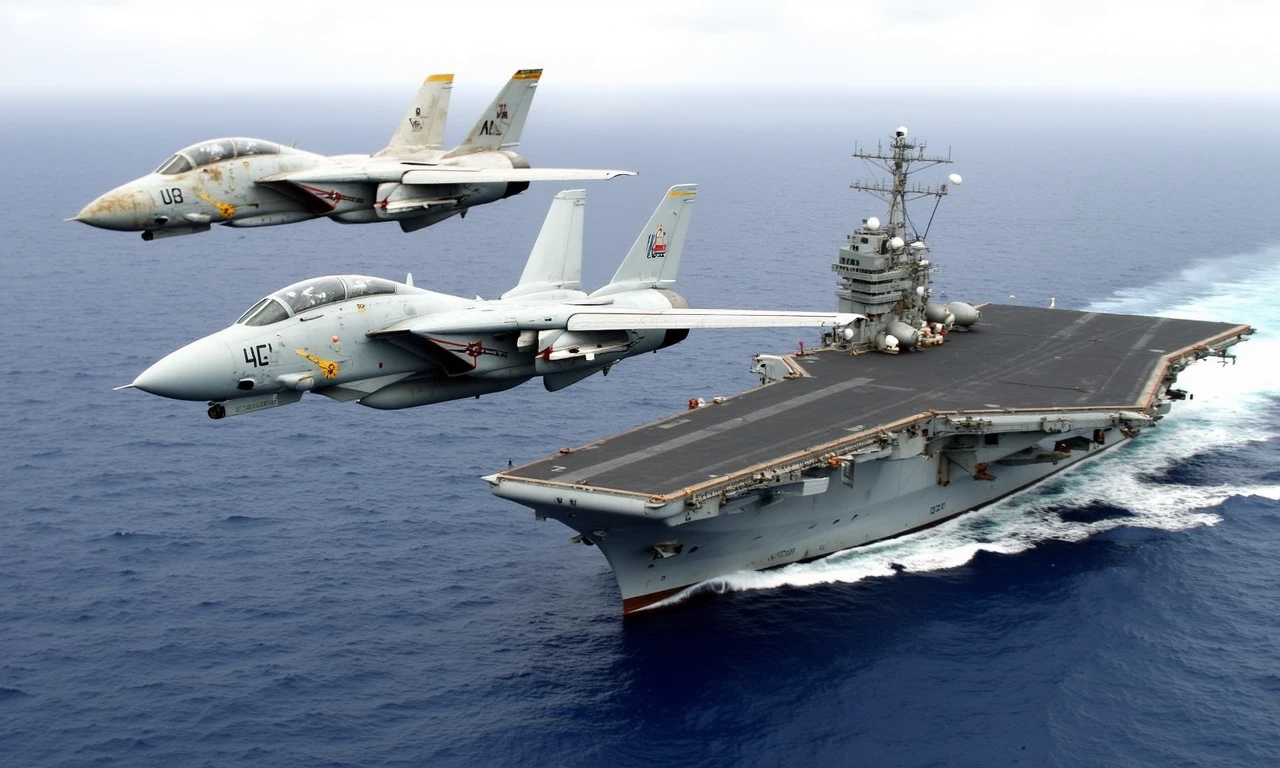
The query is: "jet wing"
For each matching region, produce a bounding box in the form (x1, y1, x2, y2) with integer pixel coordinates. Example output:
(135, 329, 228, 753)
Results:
(400, 168, 635, 184)
(564, 309, 864, 331)
(371, 307, 862, 338)
(257, 162, 403, 185)
(259, 166, 634, 186)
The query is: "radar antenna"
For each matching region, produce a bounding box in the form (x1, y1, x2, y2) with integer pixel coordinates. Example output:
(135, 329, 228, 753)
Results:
(850, 126, 953, 242)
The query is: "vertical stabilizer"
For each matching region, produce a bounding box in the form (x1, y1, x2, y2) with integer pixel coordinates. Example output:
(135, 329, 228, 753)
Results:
(502, 189, 586, 299)
(591, 184, 697, 296)
(377, 73, 453, 155)
(445, 68, 541, 157)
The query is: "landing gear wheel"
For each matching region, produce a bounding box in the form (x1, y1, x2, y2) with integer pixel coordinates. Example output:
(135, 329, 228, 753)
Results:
(207, 403, 226, 420)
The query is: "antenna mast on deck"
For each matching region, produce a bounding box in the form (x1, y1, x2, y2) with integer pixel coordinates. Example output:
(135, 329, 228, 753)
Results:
(851, 126, 954, 242)
(828, 126, 977, 354)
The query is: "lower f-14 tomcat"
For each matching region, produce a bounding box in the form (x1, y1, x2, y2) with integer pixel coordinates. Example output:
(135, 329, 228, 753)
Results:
(72, 69, 632, 240)
(117, 185, 859, 419)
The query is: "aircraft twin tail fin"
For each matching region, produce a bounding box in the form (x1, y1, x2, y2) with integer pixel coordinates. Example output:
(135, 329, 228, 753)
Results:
(377, 73, 453, 155)
(445, 68, 542, 158)
(591, 184, 697, 297)
(501, 189, 586, 300)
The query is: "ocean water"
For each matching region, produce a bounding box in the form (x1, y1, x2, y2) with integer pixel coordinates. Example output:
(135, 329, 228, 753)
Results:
(2, 89, 1279, 767)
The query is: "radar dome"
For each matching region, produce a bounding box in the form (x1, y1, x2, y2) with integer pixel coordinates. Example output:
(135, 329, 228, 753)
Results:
(866, 216, 881, 230)
(896, 126, 908, 137)
(948, 173, 963, 185)
(889, 236, 905, 250)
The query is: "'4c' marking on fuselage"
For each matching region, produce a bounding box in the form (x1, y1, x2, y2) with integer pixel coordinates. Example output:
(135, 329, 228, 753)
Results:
(243, 343, 272, 367)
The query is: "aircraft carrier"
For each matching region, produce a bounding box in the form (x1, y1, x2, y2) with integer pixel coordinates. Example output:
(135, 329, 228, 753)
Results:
(484, 127, 1253, 614)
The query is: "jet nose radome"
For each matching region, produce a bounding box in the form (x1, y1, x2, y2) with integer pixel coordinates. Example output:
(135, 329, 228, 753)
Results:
(74, 186, 153, 231)
(131, 336, 237, 401)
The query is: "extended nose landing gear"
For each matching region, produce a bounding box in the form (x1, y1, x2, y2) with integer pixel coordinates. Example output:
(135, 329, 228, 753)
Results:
(208, 403, 226, 420)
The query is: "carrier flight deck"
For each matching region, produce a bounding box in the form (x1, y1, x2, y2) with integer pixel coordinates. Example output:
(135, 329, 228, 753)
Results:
(501, 304, 1248, 502)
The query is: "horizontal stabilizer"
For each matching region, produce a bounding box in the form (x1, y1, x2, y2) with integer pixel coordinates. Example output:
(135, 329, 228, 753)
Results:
(566, 309, 865, 331)
(401, 168, 635, 185)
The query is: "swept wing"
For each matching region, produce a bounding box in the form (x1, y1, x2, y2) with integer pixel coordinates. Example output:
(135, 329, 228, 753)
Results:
(370, 306, 863, 338)
(259, 165, 634, 186)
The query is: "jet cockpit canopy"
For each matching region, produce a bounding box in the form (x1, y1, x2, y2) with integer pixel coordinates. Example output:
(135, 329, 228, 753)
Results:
(154, 138, 289, 175)
(236, 276, 399, 327)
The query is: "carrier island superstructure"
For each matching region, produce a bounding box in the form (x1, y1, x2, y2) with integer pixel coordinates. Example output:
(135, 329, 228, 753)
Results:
(484, 128, 1252, 615)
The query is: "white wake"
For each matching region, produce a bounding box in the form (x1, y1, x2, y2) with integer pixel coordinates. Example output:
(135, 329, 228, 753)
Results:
(658, 254, 1280, 607)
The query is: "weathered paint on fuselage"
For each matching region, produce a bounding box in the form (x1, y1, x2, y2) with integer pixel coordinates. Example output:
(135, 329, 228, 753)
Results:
(77, 141, 531, 237)
(78, 143, 327, 233)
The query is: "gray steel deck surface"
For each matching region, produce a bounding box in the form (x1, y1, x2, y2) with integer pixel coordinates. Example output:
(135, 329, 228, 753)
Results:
(506, 305, 1246, 496)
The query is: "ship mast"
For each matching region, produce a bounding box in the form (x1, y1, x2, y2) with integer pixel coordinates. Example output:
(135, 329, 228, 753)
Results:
(850, 126, 953, 244)
(829, 126, 973, 354)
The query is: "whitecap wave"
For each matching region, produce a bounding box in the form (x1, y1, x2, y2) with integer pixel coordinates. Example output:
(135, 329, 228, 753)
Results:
(657, 252, 1280, 607)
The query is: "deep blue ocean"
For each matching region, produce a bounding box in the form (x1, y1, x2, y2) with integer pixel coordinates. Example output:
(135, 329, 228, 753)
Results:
(2, 88, 1279, 767)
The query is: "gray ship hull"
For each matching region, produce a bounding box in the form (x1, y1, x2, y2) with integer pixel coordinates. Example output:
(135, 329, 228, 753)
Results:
(546, 428, 1123, 612)
(487, 305, 1250, 613)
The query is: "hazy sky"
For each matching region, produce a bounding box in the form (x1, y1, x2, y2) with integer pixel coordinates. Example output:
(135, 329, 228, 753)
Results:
(2, 0, 1276, 95)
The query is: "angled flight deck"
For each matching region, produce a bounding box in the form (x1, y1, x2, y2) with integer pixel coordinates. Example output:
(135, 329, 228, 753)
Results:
(501, 304, 1250, 500)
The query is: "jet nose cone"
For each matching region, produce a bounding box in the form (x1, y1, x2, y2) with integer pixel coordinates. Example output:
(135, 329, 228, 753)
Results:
(132, 336, 236, 401)
(74, 185, 152, 231)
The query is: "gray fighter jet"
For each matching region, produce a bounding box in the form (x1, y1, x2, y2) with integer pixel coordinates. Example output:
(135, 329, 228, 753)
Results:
(73, 69, 633, 240)
(116, 185, 861, 419)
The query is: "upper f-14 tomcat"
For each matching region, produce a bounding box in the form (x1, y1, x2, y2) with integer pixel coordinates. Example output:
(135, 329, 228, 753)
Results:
(115, 184, 860, 418)
(71, 69, 633, 240)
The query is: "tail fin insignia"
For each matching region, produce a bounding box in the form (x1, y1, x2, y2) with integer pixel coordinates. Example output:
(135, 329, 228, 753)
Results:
(591, 184, 697, 296)
(378, 73, 453, 155)
(446, 68, 543, 157)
